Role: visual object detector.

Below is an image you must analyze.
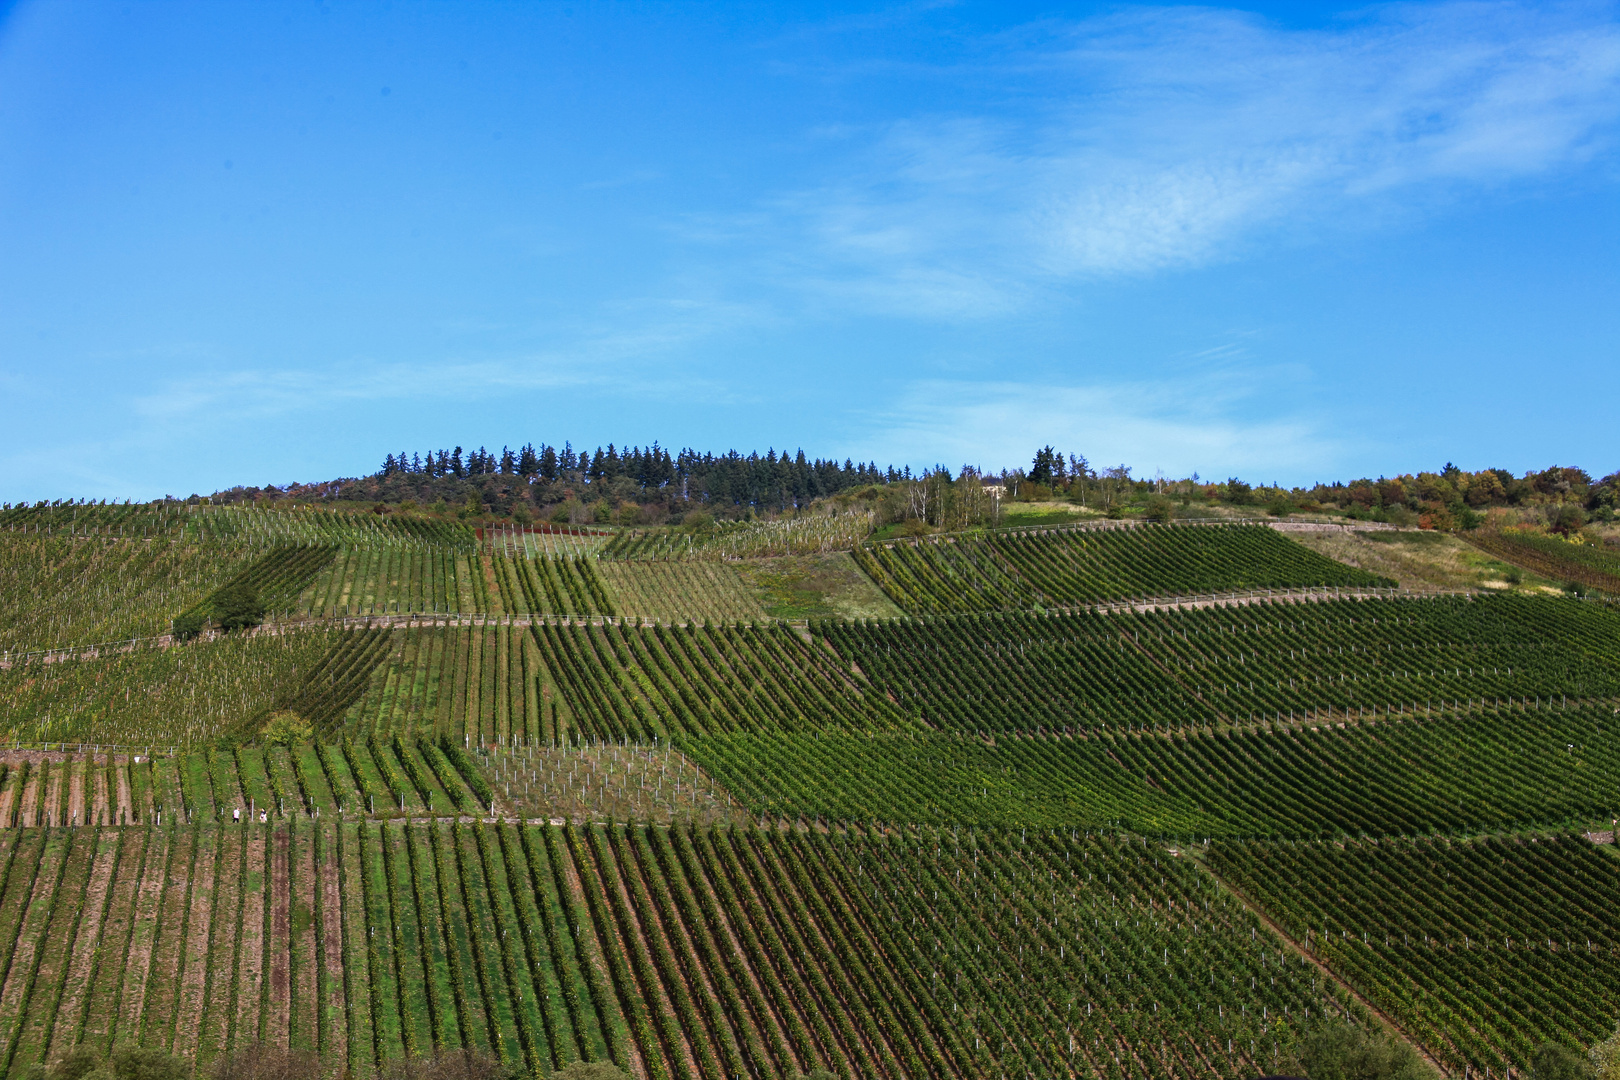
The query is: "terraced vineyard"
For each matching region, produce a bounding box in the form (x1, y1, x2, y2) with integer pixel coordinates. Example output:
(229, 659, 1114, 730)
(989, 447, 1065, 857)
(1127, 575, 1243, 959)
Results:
(1465, 529, 1620, 594)
(595, 563, 766, 625)
(2, 494, 1619, 1079)
(854, 525, 1394, 614)
(301, 544, 488, 617)
(480, 743, 745, 826)
(604, 511, 876, 560)
(681, 700, 1620, 837)
(568, 823, 1336, 1080)
(0, 629, 340, 747)
(0, 538, 258, 654)
(489, 556, 616, 619)
(0, 501, 478, 550)
(0, 820, 624, 1076)
(0, 739, 495, 823)
(820, 594, 1620, 733)
(486, 524, 614, 560)
(530, 621, 900, 741)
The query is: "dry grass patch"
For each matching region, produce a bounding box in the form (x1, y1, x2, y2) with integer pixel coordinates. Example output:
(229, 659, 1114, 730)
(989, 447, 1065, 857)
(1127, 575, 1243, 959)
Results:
(1287, 529, 1551, 592)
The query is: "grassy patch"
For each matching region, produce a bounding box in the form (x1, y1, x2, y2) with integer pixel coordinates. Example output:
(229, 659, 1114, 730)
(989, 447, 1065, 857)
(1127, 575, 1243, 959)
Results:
(994, 502, 1096, 529)
(732, 552, 903, 620)
(1288, 529, 1559, 592)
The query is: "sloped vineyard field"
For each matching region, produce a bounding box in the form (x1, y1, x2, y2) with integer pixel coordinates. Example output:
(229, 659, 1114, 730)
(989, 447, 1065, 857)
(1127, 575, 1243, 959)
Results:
(819, 594, 1620, 734)
(594, 562, 766, 625)
(1465, 530, 1620, 595)
(1208, 834, 1620, 1075)
(490, 555, 617, 620)
(0, 821, 625, 1077)
(854, 525, 1395, 615)
(568, 822, 1336, 1080)
(4, 495, 1620, 1080)
(0, 537, 256, 654)
(0, 629, 342, 747)
(681, 699, 1620, 838)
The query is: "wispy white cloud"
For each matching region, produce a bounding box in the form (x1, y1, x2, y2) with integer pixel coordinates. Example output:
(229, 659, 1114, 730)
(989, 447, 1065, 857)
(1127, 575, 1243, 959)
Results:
(735, 1, 1620, 315)
(123, 291, 768, 425)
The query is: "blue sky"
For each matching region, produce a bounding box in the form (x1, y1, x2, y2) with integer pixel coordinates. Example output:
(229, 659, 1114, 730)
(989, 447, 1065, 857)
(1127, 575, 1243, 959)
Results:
(1, 0, 1617, 501)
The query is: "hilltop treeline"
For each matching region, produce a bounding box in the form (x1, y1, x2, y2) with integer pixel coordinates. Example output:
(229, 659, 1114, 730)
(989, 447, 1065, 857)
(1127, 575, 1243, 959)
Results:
(206, 442, 908, 524)
(1000, 448, 1619, 530)
(24, 439, 1606, 534)
(376, 441, 899, 499)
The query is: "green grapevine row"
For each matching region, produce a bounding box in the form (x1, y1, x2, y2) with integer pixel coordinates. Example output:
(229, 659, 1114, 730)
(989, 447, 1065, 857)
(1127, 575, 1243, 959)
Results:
(1465, 531, 1620, 594)
(493, 555, 616, 620)
(680, 700, 1620, 838)
(0, 821, 622, 1076)
(1209, 834, 1620, 1074)
(573, 822, 1335, 1080)
(602, 510, 876, 561)
(533, 621, 900, 742)
(595, 562, 767, 625)
(855, 525, 1395, 614)
(818, 595, 1620, 734)
(0, 501, 478, 551)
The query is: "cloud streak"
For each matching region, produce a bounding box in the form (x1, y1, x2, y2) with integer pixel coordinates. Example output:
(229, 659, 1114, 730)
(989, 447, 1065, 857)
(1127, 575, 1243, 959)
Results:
(737, 2, 1620, 315)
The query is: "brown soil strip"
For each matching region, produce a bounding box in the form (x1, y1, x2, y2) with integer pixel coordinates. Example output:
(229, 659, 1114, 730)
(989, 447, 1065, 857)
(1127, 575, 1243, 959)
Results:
(115, 758, 133, 825)
(13, 829, 89, 1062)
(268, 826, 292, 1048)
(171, 828, 219, 1060)
(319, 823, 349, 1062)
(88, 756, 106, 825)
(67, 757, 85, 825)
(197, 830, 244, 1069)
(41, 765, 65, 826)
(0, 834, 64, 1027)
(558, 833, 653, 1080)
(82, 828, 147, 1047)
(234, 828, 268, 1049)
(141, 825, 196, 1046)
(115, 828, 169, 1041)
(17, 768, 41, 827)
(293, 826, 319, 1051)
(0, 773, 15, 828)
(1200, 858, 1447, 1075)
(48, 828, 121, 1060)
(536, 831, 611, 1068)
(604, 831, 703, 1077)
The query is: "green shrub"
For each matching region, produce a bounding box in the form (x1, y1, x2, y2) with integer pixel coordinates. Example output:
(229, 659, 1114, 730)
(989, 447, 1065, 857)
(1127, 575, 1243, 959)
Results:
(260, 711, 312, 747)
(1288, 1020, 1435, 1080)
(212, 585, 264, 633)
(110, 1048, 188, 1080)
(172, 610, 205, 642)
(551, 1065, 633, 1080)
(1531, 1041, 1594, 1080)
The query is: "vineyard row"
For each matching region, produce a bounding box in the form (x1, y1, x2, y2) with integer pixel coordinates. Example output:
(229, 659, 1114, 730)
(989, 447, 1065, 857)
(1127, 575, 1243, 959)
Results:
(0, 821, 1343, 1080)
